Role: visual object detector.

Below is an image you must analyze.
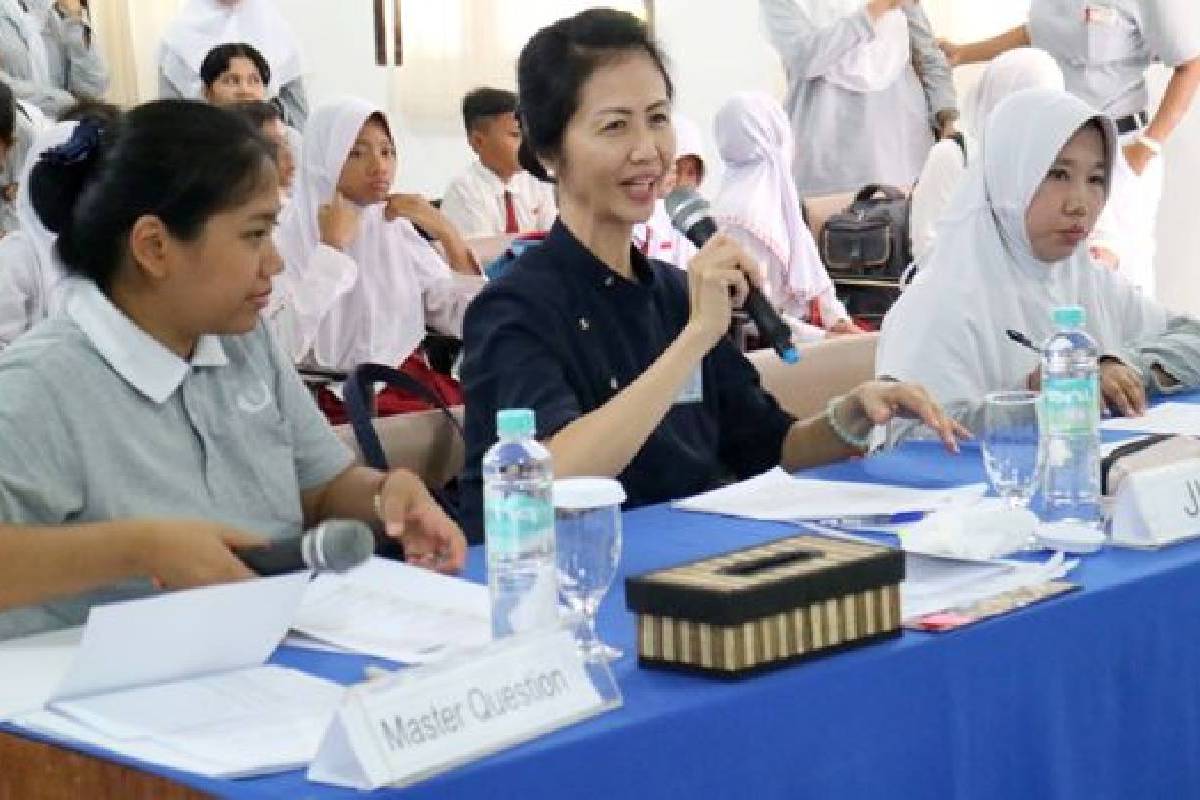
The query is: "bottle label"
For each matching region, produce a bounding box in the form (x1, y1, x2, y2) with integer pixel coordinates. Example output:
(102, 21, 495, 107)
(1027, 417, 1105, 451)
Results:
(485, 491, 554, 554)
(1042, 375, 1099, 436)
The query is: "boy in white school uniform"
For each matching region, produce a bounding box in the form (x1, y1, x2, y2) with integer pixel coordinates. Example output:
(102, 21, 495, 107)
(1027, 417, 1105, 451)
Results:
(439, 87, 556, 240)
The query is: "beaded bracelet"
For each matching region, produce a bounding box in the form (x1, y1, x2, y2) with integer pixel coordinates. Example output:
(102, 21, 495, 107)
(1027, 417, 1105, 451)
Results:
(825, 395, 873, 452)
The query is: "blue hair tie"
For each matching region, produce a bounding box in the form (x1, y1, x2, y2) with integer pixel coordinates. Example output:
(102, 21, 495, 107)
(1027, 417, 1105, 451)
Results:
(40, 118, 104, 168)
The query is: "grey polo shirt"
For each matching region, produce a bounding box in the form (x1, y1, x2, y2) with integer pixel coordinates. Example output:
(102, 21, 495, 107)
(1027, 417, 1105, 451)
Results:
(0, 282, 352, 638)
(1029, 0, 1200, 118)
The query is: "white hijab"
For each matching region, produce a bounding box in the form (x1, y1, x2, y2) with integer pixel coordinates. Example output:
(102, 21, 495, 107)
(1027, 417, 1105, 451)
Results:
(712, 91, 833, 308)
(761, 0, 910, 93)
(0, 0, 50, 84)
(160, 0, 303, 99)
(963, 47, 1064, 148)
(877, 88, 1168, 413)
(275, 97, 453, 369)
(15, 120, 73, 313)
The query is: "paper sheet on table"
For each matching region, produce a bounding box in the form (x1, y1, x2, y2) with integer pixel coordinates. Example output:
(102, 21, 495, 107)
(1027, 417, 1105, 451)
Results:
(1101, 402, 1200, 435)
(54, 572, 310, 701)
(0, 627, 83, 720)
(674, 467, 988, 522)
(292, 557, 491, 664)
(901, 552, 1073, 620)
(31, 665, 344, 777)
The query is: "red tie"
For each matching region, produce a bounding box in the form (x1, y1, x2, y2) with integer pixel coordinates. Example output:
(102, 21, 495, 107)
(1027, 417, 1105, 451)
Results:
(639, 226, 652, 256)
(503, 190, 519, 234)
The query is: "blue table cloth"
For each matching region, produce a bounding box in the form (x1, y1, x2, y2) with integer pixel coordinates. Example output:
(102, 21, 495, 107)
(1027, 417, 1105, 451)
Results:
(11, 413, 1200, 799)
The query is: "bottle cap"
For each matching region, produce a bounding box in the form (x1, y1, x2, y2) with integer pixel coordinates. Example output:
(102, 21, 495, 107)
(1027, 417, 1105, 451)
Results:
(1052, 305, 1085, 329)
(553, 477, 627, 510)
(496, 408, 536, 438)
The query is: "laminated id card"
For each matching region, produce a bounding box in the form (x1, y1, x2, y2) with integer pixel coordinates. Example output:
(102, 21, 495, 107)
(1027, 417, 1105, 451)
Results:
(675, 367, 703, 405)
(1084, 4, 1117, 25)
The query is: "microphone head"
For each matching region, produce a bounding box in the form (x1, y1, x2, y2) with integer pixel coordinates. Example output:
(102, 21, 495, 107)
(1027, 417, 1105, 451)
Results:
(663, 186, 711, 238)
(304, 519, 376, 573)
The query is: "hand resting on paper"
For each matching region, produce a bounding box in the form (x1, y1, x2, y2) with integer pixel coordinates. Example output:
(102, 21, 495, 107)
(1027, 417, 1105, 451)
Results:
(376, 470, 467, 575)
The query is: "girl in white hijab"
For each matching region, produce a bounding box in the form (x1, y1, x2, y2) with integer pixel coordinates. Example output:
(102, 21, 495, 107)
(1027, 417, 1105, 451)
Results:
(878, 88, 1200, 438)
(713, 91, 858, 342)
(159, 0, 308, 129)
(0, 0, 107, 118)
(0, 119, 74, 349)
(270, 96, 484, 422)
(909, 48, 1064, 263)
(759, 0, 958, 194)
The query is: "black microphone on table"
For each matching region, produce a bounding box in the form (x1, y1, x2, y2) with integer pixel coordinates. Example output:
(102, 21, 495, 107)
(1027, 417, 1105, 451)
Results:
(233, 519, 376, 576)
(664, 187, 800, 364)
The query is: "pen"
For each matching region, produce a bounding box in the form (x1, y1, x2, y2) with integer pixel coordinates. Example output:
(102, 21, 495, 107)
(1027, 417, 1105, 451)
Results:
(806, 511, 926, 527)
(1005, 329, 1043, 356)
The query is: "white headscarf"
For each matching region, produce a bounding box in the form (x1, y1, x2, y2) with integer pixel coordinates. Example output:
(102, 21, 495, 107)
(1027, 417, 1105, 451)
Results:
(0, 0, 50, 84)
(877, 88, 1168, 412)
(963, 47, 1064, 147)
(14, 120, 73, 313)
(160, 0, 303, 99)
(712, 91, 833, 308)
(275, 97, 458, 369)
(760, 0, 910, 93)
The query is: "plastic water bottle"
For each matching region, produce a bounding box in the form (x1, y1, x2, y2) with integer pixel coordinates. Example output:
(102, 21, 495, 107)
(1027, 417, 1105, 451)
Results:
(483, 408, 559, 639)
(1039, 306, 1102, 539)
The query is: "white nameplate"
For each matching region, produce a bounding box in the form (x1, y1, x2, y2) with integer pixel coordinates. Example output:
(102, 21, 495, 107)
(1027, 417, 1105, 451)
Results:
(1111, 457, 1200, 549)
(307, 628, 617, 790)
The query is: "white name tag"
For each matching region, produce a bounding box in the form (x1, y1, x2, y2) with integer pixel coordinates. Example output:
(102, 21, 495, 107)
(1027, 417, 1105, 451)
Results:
(1084, 4, 1118, 25)
(675, 367, 703, 405)
(307, 629, 619, 790)
(1111, 458, 1200, 548)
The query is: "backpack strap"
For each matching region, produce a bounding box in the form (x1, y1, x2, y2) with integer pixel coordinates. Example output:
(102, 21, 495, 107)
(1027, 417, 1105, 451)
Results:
(342, 362, 464, 472)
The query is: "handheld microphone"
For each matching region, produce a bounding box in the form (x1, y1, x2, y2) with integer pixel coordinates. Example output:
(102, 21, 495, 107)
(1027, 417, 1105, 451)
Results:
(664, 187, 800, 364)
(234, 519, 375, 576)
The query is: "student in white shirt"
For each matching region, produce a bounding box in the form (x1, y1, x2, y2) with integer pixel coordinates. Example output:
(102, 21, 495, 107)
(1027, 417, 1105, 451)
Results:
(0, 120, 73, 349)
(440, 87, 556, 239)
(270, 96, 484, 423)
(632, 113, 703, 268)
(0, 80, 44, 236)
(759, 0, 958, 195)
(159, 0, 308, 130)
(909, 48, 1064, 264)
(940, 0, 1200, 296)
(878, 88, 1200, 440)
(0, 99, 465, 637)
(0, 0, 108, 118)
(230, 100, 295, 198)
(712, 91, 858, 342)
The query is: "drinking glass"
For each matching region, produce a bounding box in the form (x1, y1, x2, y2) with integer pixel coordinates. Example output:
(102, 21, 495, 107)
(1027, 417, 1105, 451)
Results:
(553, 478, 626, 662)
(982, 390, 1044, 512)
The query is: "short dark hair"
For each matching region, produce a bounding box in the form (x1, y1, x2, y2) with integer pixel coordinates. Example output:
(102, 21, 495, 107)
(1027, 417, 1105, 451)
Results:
(199, 42, 271, 90)
(0, 80, 14, 146)
(462, 87, 517, 133)
(30, 100, 275, 293)
(516, 9, 673, 182)
(228, 99, 283, 131)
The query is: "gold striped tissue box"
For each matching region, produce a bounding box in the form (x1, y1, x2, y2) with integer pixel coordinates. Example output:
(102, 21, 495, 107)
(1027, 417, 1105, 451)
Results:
(625, 534, 904, 676)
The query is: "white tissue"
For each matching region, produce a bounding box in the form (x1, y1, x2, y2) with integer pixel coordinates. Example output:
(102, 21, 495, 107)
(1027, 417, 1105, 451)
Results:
(899, 499, 1038, 560)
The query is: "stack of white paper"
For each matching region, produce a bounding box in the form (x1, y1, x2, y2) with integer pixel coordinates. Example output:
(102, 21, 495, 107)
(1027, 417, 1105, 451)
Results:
(291, 557, 491, 664)
(901, 552, 1073, 620)
(10, 574, 345, 778)
(674, 467, 987, 522)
